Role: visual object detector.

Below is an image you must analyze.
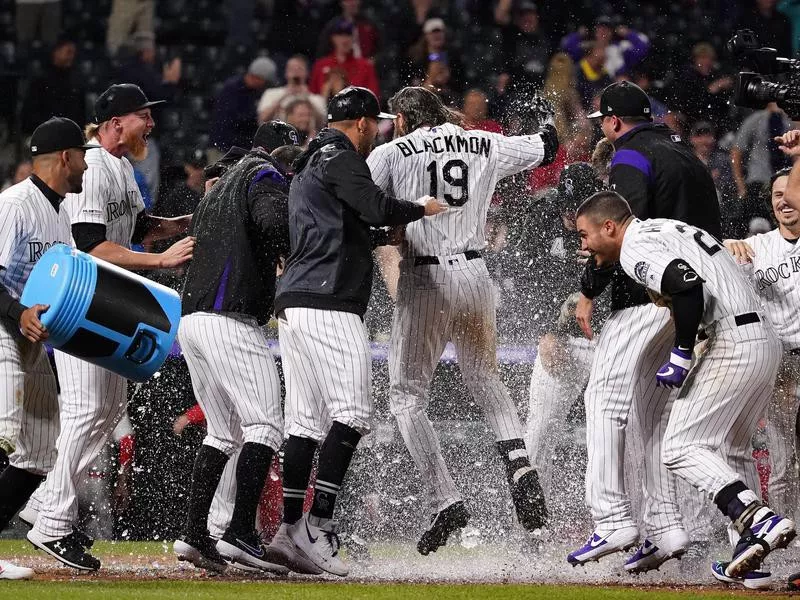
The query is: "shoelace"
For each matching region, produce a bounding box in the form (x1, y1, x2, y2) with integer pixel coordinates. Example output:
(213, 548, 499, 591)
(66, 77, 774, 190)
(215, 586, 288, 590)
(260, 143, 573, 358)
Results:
(323, 529, 342, 557)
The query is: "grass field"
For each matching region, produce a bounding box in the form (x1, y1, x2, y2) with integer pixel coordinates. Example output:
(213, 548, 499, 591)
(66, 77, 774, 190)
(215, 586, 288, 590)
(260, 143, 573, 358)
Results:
(0, 539, 798, 598)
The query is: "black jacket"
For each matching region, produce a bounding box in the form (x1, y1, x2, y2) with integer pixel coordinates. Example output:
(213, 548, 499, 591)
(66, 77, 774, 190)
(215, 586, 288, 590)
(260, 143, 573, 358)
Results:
(274, 128, 425, 317)
(582, 123, 721, 310)
(181, 149, 289, 324)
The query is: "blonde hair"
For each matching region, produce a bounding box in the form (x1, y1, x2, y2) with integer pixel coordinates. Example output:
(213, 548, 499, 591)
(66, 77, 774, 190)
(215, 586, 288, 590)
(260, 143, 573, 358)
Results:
(543, 53, 582, 141)
(84, 122, 102, 140)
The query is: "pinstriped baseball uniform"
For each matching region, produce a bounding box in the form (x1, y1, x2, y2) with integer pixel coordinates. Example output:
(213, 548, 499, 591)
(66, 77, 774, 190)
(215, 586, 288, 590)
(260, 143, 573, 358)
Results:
(621, 218, 782, 500)
(179, 312, 284, 455)
(367, 123, 546, 511)
(32, 145, 145, 540)
(740, 229, 800, 518)
(0, 178, 69, 473)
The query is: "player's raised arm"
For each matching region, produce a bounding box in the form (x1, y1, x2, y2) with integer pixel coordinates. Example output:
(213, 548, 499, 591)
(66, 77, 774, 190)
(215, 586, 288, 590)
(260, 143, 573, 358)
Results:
(493, 96, 559, 179)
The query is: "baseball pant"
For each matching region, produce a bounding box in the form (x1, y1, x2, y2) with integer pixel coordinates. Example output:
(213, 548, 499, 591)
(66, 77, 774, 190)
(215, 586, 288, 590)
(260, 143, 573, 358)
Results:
(179, 312, 283, 456)
(662, 316, 782, 500)
(526, 333, 594, 495)
(0, 324, 58, 474)
(279, 307, 372, 441)
(208, 450, 238, 539)
(389, 256, 525, 512)
(32, 353, 127, 539)
(584, 303, 683, 536)
(766, 354, 800, 521)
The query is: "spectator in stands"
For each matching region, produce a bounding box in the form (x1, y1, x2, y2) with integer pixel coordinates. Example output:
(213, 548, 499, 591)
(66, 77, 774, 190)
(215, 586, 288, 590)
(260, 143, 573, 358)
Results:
(670, 42, 733, 128)
(106, 0, 154, 56)
(319, 67, 349, 103)
(779, 0, 800, 55)
(317, 0, 380, 61)
(620, 66, 668, 122)
(422, 58, 457, 107)
(153, 148, 206, 219)
(210, 57, 276, 159)
(20, 37, 85, 136)
(495, 1, 551, 91)
(1, 160, 32, 191)
(741, 0, 793, 59)
(575, 42, 612, 109)
(731, 102, 794, 236)
(689, 120, 737, 235)
(406, 17, 464, 92)
(462, 89, 502, 133)
(16, 0, 60, 45)
(309, 19, 380, 98)
(257, 55, 326, 125)
(116, 31, 182, 105)
(283, 98, 320, 147)
(560, 15, 650, 78)
(542, 52, 591, 160)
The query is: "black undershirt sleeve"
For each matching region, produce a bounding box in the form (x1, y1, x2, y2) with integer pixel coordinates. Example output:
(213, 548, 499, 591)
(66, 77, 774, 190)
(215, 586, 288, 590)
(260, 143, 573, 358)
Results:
(660, 258, 705, 350)
(72, 223, 107, 253)
(0, 285, 24, 324)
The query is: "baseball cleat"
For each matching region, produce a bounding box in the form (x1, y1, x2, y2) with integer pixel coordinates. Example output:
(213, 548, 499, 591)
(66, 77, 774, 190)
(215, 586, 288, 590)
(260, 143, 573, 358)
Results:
(27, 529, 100, 571)
(288, 515, 348, 577)
(18, 507, 95, 549)
(216, 530, 289, 574)
(510, 469, 549, 531)
(788, 570, 800, 591)
(624, 528, 689, 573)
(173, 534, 227, 573)
(268, 523, 323, 575)
(567, 526, 638, 566)
(417, 501, 470, 556)
(0, 559, 34, 580)
(711, 560, 773, 590)
(725, 512, 795, 578)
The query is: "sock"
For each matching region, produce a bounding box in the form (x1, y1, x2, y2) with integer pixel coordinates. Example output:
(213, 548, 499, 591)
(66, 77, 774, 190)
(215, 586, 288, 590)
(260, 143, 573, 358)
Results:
(310, 421, 362, 521)
(282, 435, 318, 524)
(184, 444, 229, 539)
(227, 442, 273, 537)
(714, 480, 763, 526)
(0, 466, 44, 531)
(496, 438, 534, 487)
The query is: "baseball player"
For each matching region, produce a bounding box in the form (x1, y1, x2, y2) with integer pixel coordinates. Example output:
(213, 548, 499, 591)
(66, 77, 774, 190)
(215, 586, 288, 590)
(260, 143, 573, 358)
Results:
(172, 122, 300, 575)
(274, 86, 447, 577)
(0, 117, 94, 579)
(366, 86, 559, 553)
(25, 84, 195, 571)
(576, 190, 795, 579)
(571, 81, 722, 571)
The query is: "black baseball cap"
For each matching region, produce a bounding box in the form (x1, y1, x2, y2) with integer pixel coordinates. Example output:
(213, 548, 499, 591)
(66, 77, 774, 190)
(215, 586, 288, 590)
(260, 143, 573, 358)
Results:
(93, 83, 166, 123)
(327, 86, 395, 122)
(587, 81, 652, 120)
(30, 117, 100, 156)
(557, 162, 604, 211)
(252, 120, 300, 152)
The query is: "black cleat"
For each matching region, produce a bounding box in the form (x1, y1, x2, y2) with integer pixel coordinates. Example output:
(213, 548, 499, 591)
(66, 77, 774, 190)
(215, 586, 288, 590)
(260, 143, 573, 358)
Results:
(417, 501, 470, 555)
(27, 529, 100, 571)
(216, 530, 288, 574)
(511, 469, 549, 531)
(174, 532, 227, 573)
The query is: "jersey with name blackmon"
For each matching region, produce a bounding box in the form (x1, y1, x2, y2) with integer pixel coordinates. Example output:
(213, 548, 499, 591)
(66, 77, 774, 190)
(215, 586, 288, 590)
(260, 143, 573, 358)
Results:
(620, 218, 762, 327)
(0, 178, 71, 299)
(743, 228, 800, 350)
(367, 122, 545, 256)
(62, 146, 145, 248)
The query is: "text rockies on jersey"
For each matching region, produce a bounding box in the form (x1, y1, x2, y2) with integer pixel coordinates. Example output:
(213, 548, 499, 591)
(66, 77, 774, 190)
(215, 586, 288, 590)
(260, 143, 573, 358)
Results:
(754, 256, 800, 290)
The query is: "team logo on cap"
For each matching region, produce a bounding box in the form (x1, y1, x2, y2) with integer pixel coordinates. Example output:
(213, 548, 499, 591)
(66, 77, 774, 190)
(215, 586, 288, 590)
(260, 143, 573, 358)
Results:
(289, 130, 299, 145)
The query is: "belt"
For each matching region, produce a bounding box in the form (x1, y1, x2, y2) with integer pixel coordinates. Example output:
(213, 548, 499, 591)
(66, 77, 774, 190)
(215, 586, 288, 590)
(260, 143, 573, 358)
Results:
(734, 312, 760, 327)
(414, 250, 481, 266)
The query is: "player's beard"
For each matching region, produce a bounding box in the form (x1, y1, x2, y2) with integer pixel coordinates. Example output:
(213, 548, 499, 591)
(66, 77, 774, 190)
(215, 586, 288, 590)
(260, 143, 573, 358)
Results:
(67, 169, 83, 194)
(123, 128, 149, 162)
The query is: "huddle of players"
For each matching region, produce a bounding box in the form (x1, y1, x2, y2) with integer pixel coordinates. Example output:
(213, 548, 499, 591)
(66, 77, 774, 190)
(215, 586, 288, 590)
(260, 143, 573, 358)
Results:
(526, 81, 800, 588)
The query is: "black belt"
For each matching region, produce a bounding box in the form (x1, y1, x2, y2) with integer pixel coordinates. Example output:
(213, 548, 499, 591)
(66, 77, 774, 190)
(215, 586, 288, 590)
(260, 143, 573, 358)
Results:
(414, 250, 481, 266)
(734, 312, 760, 327)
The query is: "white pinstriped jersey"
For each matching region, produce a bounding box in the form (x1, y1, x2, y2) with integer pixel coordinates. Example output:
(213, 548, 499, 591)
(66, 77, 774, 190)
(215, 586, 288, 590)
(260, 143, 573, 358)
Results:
(367, 123, 545, 256)
(742, 228, 800, 350)
(62, 146, 145, 248)
(621, 218, 762, 327)
(0, 178, 71, 299)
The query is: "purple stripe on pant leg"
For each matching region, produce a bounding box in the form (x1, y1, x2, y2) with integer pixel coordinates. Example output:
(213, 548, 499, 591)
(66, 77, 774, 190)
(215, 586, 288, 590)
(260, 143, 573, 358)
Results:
(212, 260, 232, 311)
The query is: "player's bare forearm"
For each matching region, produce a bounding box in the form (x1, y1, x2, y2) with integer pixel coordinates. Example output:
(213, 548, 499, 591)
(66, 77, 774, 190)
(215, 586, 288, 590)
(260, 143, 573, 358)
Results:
(141, 214, 192, 244)
(88, 240, 162, 269)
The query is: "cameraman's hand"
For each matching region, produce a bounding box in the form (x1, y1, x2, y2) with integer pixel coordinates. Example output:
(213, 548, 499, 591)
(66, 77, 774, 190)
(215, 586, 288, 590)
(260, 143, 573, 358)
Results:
(708, 76, 733, 94)
(776, 130, 800, 159)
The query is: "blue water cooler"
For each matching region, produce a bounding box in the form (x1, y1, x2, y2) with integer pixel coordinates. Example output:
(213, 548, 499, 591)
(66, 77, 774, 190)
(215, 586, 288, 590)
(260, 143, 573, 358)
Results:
(21, 244, 181, 382)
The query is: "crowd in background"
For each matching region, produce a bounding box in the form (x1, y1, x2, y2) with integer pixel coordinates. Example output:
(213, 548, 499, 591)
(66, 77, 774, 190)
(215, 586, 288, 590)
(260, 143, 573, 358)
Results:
(2, 0, 800, 344)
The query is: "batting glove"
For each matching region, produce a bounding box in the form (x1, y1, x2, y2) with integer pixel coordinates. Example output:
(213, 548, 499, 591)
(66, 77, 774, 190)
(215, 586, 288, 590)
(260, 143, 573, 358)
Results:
(656, 347, 692, 388)
(529, 96, 556, 129)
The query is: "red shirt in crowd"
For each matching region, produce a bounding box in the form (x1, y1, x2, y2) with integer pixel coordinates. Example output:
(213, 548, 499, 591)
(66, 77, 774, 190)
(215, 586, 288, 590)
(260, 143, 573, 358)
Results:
(309, 54, 380, 99)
